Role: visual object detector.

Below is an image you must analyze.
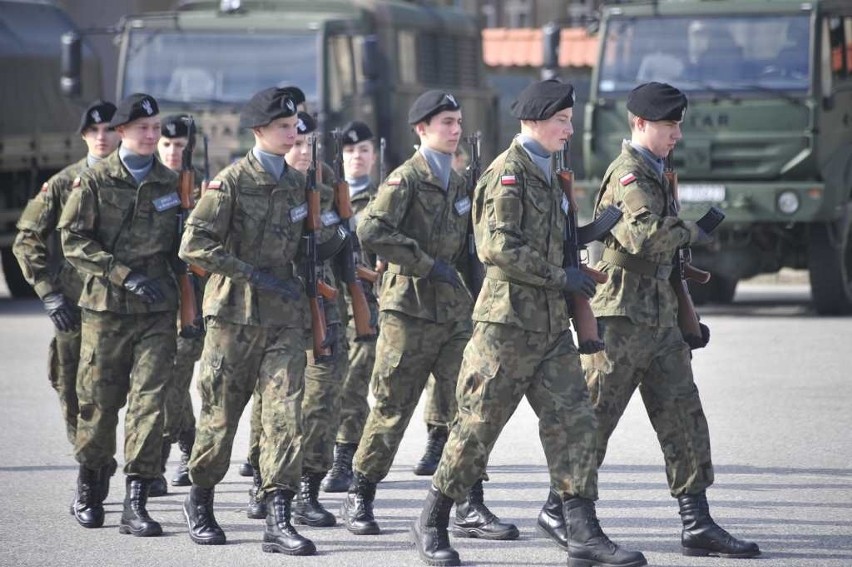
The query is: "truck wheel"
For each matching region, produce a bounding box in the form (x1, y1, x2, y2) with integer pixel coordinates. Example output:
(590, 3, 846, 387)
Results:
(1, 247, 36, 298)
(808, 219, 852, 315)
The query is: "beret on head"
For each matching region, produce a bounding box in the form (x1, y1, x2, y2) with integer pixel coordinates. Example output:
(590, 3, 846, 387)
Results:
(240, 87, 300, 129)
(408, 90, 461, 125)
(296, 111, 317, 135)
(510, 79, 575, 121)
(109, 93, 159, 128)
(161, 114, 195, 139)
(341, 121, 373, 145)
(627, 82, 688, 122)
(78, 100, 116, 133)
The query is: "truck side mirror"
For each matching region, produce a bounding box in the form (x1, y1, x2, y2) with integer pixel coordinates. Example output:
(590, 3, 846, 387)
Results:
(362, 35, 381, 81)
(60, 31, 82, 98)
(542, 22, 561, 81)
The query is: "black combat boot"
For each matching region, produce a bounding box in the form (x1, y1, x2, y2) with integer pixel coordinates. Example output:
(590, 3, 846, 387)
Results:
(537, 488, 568, 549)
(247, 467, 267, 519)
(413, 426, 448, 476)
(183, 485, 226, 545)
(411, 484, 460, 567)
(238, 459, 254, 477)
(678, 492, 760, 558)
(564, 497, 647, 567)
(341, 472, 380, 535)
(453, 479, 519, 540)
(171, 430, 194, 487)
(99, 457, 118, 502)
(321, 442, 357, 493)
(73, 465, 104, 529)
(149, 441, 171, 497)
(119, 476, 163, 537)
(293, 472, 336, 527)
(262, 489, 317, 556)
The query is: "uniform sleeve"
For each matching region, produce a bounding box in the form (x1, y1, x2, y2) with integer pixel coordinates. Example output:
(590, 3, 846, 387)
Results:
(356, 175, 434, 277)
(476, 171, 567, 290)
(179, 178, 253, 281)
(12, 181, 60, 298)
(609, 179, 697, 256)
(58, 177, 133, 286)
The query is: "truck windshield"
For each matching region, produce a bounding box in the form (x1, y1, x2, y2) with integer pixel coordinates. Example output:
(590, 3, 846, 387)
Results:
(122, 30, 318, 104)
(598, 15, 810, 94)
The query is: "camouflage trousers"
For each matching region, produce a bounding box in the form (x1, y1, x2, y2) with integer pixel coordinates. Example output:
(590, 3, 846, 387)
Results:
(189, 317, 306, 496)
(586, 316, 714, 497)
(334, 322, 376, 445)
(163, 333, 203, 444)
(48, 319, 81, 447)
(75, 309, 176, 478)
(353, 311, 471, 483)
(248, 328, 349, 474)
(433, 322, 598, 503)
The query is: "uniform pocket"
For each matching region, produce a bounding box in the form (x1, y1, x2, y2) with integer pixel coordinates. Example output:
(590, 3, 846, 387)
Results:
(198, 351, 225, 407)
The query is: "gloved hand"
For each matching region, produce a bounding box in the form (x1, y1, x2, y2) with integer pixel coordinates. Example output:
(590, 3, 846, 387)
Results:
(248, 268, 300, 301)
(685, 322, 711, 350)
(563, 267, 596, 299)
(42, 292, 79, 332)
(426, 259, 461, 289)
(123, 272, 165, 304)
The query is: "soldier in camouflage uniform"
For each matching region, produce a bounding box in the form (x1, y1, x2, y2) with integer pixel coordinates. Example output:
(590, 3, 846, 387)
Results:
(557, 82, 759, 558)
(58, 94, 179, 537)
(179, 87, 317, 556)
(242, 111, 348, 526)
(414, 80, 647, 567)
(13, 100, 118, 451)
(344, 90, 516, 542)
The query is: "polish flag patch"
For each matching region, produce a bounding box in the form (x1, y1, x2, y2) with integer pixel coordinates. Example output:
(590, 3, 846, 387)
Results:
(386, 178, 401, 186)
(500, 174, 517, 185)
(72, 177, 81, 189)
(206, 180, 222, 191)
(619, 173, 637, 186)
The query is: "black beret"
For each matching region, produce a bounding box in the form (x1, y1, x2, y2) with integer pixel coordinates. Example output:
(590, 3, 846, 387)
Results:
(408, 90, 461, 125)
(109, 93, 159, 128)
(627, 82, 688, 122)
(296, 111, 317, 135)
(341, 121, 373, 145)
(510, 79, 575, 121)
(161, 114, 195, 139)
(240, 87, 300, 129)
(78, 100, 116, 133)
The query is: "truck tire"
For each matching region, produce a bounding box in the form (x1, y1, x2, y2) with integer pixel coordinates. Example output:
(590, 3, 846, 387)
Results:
(808, 219, 852, 315)
(1, 246, 36, 298)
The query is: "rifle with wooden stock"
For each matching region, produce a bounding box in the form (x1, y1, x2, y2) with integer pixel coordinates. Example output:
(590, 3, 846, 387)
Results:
(665, 151, 725, 350)
(176, 116, 204, 338)
(374, 137, 388, 276)
(464, 132, 485, 296)
(331, 129, 378, 342)
(188, 135, 209, 279)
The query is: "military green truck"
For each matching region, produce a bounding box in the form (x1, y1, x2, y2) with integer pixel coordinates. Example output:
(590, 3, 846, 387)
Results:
(0, 0, 102, 297)
(66, 0, 497, 174)
(580, 0, 852, 314)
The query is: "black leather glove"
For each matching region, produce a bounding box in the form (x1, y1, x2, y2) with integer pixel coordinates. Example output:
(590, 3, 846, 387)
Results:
(123, 272, 165, 304)
(248, 268, 300, 301)
(563, 267, 596, 299)
(426, 259, 461, 289)
(42, 292, 79, 332)
(685, 322, 711, 350)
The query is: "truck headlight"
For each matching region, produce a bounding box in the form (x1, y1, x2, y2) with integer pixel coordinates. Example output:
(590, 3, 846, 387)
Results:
(777, 190, 800, 215)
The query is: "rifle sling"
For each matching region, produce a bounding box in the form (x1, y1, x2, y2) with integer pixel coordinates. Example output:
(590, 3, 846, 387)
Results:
(601, 248, 672, 280)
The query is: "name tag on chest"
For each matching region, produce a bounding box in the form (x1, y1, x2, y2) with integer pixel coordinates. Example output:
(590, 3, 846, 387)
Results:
(289, 202, 308, 223)
(152, 192, 181, 212)
(321, 210, 340, 227)
(454, 196, 471, 216)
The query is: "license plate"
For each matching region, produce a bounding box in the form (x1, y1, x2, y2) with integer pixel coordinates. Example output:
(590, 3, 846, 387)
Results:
(678, 184, 726, 203)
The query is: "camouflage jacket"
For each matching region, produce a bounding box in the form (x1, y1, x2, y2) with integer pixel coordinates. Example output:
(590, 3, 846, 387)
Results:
(13, 157, 87, 301)
(338, 179, 379, 321)
(472, 140, 571, 334)
(58, 152, 180, 314)
(590, 142, 701, 327)
(357, 151, 472, 323)
(180, 151, 307, 329)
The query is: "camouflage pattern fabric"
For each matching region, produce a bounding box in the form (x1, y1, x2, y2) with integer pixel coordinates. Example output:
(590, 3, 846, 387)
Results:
(335, 327, 375, 444)
(163, 333, 203, 443)
(47, 331, 81, 445)
(423, 374, 456, 429)
(75, 309, 176, 477)
(586, 316, 714, 496)
(189, 318, 306, 496)
(432, 140, 599, 503)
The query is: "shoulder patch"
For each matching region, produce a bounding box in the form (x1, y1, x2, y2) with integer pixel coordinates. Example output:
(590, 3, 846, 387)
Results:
(619, 173, 637, 186)
(72, 177, 81, 188)
(206, 180, 222, 191)
(500, 174, 517, 186)
(40, 182, 48, 193)
(386, 178, 401, 187)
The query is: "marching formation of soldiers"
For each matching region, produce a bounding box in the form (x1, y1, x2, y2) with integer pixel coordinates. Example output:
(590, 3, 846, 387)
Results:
(13, 79, 761, 566)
